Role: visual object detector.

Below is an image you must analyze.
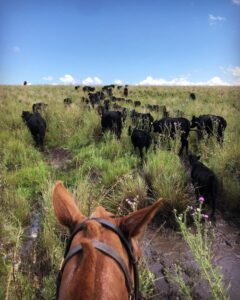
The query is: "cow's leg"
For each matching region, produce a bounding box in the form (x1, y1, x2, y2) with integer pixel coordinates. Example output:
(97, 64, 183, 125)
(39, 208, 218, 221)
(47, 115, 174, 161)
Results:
(39, 134, 44, 151)
(217, 129, 223, 145)
(179, 136, 188, 156)
(139, 147, 143, 161)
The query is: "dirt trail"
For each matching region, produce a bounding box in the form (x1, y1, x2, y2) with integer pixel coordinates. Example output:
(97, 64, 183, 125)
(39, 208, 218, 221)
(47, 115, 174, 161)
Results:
(44, 147, 73, 170)
(19, 147, 73, 297)
(142, 213, 240, 300)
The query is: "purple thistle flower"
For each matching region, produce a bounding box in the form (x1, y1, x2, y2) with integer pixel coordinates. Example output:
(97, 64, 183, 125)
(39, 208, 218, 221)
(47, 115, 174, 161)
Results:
(198, 196, 205, 204)
(202, 214, 209, 219)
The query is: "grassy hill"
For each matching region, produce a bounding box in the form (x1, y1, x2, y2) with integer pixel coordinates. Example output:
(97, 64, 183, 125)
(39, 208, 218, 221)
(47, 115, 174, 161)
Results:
(0, 85, 239, 299)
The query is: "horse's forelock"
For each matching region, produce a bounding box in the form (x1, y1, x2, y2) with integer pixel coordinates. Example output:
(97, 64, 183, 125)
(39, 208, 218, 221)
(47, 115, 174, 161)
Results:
(90, 206, 115, 219)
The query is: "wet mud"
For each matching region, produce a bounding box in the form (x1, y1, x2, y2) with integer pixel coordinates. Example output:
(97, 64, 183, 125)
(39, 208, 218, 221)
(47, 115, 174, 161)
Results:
(142, 212, 240, 299)
(44, 147, 73, 170)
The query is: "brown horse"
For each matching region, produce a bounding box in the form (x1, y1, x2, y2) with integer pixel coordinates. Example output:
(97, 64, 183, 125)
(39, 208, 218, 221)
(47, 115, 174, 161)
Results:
(53, 181, 161, 300)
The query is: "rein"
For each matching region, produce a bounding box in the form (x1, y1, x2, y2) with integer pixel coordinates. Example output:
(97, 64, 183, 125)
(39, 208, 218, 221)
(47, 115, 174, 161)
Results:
(56, 218, 139, 300)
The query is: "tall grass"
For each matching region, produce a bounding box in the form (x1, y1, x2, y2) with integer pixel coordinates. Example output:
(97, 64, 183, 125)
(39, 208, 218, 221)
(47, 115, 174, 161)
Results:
(0, 85, 239, 298)
(143, 149, 192, 221)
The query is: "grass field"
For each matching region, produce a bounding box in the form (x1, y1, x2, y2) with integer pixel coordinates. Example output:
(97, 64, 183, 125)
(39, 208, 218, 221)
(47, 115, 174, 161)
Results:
(0, 85, 239, 299)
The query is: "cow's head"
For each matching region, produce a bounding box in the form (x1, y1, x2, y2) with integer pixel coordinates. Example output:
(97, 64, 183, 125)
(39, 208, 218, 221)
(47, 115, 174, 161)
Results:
(21, 111, 32, 122)
(189, 154, 201, 165)
(191, 115, 201, 128)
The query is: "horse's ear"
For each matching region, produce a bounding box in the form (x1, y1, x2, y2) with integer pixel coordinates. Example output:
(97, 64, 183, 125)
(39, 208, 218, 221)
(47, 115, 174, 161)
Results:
(118, 199, 162, 240)
(52, 181, 85, 230)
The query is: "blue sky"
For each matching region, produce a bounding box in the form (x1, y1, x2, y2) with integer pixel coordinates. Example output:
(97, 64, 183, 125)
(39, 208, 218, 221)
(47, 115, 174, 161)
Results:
(1, 0, 240, 85)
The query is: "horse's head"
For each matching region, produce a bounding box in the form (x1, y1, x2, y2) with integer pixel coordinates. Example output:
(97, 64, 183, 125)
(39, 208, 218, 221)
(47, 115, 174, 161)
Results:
(53, 181, 161, 300)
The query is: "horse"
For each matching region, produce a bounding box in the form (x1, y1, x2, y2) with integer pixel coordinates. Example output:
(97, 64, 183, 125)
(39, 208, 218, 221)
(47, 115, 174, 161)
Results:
(53, 181, 161, 300)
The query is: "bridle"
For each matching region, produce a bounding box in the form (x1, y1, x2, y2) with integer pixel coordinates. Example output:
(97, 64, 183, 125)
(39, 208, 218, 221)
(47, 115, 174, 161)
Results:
(56, 217, 139, 300)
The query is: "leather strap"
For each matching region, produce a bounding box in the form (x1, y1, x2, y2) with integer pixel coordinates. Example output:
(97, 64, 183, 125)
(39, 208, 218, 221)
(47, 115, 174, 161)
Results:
(57, 218, 139, 300)
(58, 241, 133, 295)
(64, 222, 87, 257)
(92, 240, 133, 294)
(90, 218, 136, 262)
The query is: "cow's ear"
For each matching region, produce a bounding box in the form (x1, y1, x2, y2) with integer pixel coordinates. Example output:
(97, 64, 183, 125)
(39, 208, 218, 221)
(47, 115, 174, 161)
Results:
(197, 155, 201, 160)
(117, 199, 162, 240)
(52, 181, 85, 231)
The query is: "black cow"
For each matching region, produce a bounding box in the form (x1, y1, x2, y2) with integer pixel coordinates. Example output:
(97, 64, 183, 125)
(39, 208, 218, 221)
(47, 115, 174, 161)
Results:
(103, 99, 110, 111)
(134, 100, 141, 107)
(189, 154, 218, 219)
(83, 86, 95, 92)
(191, 115, 227, 143)
(130, 110, 154, 131)
(126, 99, 133, 105)
(152, 105, 161, 112)
(88, 93, 100, 108)
(106, 88, 113, 96)
(102, 85, 115, 90)
(99, 91, 105, 100)
(145, 104, 153, 111)
(123, 87, 128, 97)
(75, 85, 80, 90)
(22, 111, 46, 151)
(115, 96, 126, 102)
(190, 93, 196, 100)
(32, 102, 48, 112)
(101, 111, 122, 139)
(112, 103, 122, 110)
(153, 117, 190, 155)
(162, 106, 169, 118)
(64, 98, 72, 106)
(23, 81, 27, 86)
(129, 126, 152, 161)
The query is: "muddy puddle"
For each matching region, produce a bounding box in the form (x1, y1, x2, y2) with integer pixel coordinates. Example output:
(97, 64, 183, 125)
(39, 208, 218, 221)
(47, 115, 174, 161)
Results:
(20, 211, 42, 292)
(44, 147, 73, 170)
(142, 212, 240, 300)
(21, 212, 41, 259)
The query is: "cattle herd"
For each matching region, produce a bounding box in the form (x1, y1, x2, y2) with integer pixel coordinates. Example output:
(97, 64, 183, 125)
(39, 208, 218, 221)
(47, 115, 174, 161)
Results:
(21, 84, 227, 219)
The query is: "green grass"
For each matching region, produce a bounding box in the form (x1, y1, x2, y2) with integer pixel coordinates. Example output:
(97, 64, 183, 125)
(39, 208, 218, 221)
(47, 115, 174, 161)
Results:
(0, 84, 239, 298)
(143, 149, 192, 221)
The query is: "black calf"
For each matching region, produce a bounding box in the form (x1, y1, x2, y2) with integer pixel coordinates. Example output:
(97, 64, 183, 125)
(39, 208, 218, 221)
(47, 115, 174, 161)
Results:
(32, 102, 48, 112)
(153, 117, 190, 155)
(129, 126, 152, 161)
(101, 110, 122, 139)
(22, 111, 46, 151)
(64, 98, 72, 106)
(191, 114, 227, 143)
(130, 110, 154, 131)
(189, 154, 218, 219)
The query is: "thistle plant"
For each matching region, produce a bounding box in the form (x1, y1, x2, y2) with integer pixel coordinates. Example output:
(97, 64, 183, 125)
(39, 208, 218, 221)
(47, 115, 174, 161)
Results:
(172, 197, 230, 300)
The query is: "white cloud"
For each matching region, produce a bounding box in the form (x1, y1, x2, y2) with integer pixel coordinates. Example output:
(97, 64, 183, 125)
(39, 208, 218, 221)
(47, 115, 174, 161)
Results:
(206, 76, 230, 86)
(42, 75, 53, 81)
(13, 46, 20, 53)
(228, 66, 240, 77)
(209, 14, 226, 25)
(82, 76, 102, 85)
(59, 74, 76, 85)
(225, 66, 240, 85)
(137, 76, 231, 86)
(114, 79, 124, 85)
(138, 76, 192, 86)
(232, 0, 240, 5)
